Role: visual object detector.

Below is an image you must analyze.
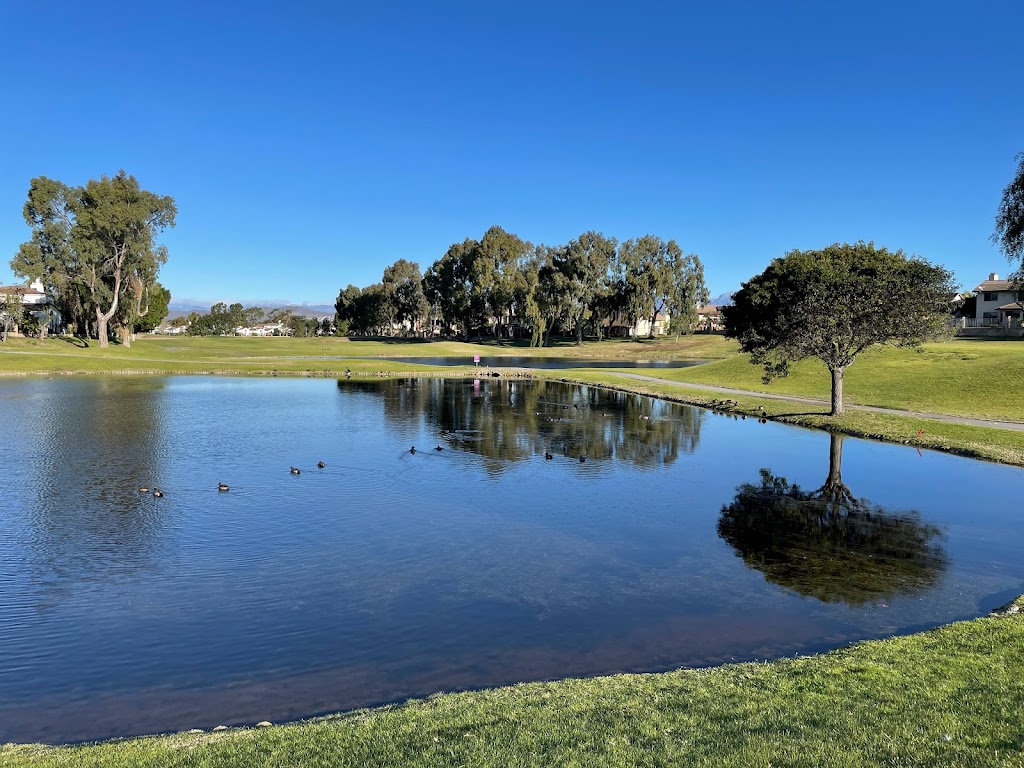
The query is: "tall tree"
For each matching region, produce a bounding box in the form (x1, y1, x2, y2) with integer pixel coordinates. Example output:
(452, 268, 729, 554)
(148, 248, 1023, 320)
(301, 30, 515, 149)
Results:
(664, 250, 709, 338)
(617, 235, 672, 339)
(382, 258, 428, 335)
(554, 231, 617, 345)
(13, 173, 175, 347)
(722, 242, 956, 416)
(475, 226, 530, 343)
(424, 239, 479, 338)
(993, 152, 1024, 280)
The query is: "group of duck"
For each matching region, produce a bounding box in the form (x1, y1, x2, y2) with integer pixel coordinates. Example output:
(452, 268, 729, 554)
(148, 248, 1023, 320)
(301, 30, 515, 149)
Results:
(138, 461, 330, 497)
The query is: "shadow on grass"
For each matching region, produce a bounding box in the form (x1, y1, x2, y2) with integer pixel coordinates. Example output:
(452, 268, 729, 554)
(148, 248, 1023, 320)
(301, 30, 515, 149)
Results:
(59, 335, 89, 348)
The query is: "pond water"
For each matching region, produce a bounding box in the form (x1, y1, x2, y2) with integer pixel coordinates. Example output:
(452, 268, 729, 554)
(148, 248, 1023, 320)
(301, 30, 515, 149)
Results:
(303, 356, 707, 369)
(0, 376, 1022, 744)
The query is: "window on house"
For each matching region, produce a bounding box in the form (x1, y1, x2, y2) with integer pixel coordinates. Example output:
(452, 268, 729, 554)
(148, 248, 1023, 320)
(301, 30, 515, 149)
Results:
(983, 292, 999, 301)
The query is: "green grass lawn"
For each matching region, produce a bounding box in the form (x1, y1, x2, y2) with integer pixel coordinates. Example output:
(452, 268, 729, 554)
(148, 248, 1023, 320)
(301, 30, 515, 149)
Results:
(652, 339, 1024, 422)
(0, 334, 732, 375)
(4, 606, 1022, 767)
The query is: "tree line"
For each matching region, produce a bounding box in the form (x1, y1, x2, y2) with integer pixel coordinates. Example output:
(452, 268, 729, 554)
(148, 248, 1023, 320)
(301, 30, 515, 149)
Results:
(182, 303, 333, 337)
(335, 226, 710, 345)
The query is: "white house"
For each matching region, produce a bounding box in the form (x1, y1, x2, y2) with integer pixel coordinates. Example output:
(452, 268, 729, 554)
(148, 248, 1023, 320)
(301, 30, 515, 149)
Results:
(0, 279, 61, 334)
(973, 273, 1022, 326)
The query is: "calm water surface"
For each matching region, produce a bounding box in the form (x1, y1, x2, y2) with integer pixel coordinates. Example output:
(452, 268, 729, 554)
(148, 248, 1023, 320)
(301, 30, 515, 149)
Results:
(379, 356, 707, 369)
(0, 376, 1021, 744)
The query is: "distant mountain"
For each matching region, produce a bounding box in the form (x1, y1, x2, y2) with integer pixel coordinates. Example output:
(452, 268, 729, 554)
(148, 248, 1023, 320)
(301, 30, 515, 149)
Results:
(709, 292, 734, 306)
(167, 300, 335, 318)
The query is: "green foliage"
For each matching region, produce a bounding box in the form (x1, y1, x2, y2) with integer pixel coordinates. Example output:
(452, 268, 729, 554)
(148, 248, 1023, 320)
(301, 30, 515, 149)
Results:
(187, 303, 245, 336)
(12, 172, 175, 347)
(723, 242, 956, 414)
(381, 258, 428, 333)
(132, 283, 170, 333)
(0, 289, 27, 341)
(993, 152, 1024, 279)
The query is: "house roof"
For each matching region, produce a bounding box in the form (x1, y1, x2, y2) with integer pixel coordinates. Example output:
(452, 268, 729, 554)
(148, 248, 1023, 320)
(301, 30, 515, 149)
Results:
(996, 302, 1024, 312)
(0, 285, 45, 296)
(696, 304, 722, 315)
(974, 279, 1016, 292)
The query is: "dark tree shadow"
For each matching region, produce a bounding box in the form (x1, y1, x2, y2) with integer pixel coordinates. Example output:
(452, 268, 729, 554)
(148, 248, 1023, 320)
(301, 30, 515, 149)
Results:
(59, 335, 89, 348)
(717, 434, 948, 606)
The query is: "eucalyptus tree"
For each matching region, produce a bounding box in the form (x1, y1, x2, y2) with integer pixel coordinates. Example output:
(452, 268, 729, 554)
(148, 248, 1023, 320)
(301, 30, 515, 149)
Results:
(243, 305, 266, 328)
(533, 246, 564, 346)
(993, 152, 1024, 279)
(382, 258, 428, 335)
(553, 231, 617, 344)
(475, 226, 531, 343)
(617, 235, 673, 338)
(334, 284, 362, 334)
(723, 242, 956, 416)
(12, 172, 175, 347)
(424, 238, 482, 338)
(664, 250, 709, 338)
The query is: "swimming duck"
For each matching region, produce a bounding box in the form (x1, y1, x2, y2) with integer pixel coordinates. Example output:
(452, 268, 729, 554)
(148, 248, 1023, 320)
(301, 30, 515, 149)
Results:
(152, 488, 164, 497)
(317, 461, 326, 468)
(218, 483, 230, 492)
(579, 456, 586, 463)
(544, 452, 553, 460)
(435, 445, 443, 452)
(290, 467, 301, 475)
(410, 446, 416, 455)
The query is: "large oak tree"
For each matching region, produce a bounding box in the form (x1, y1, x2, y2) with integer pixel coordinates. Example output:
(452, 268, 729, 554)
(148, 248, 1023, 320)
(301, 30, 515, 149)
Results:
(722, 242, 955, 415)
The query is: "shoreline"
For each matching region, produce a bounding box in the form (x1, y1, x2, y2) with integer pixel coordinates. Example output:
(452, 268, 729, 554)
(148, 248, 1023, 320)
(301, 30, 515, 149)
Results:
(4, 601, 1022, 763)
(3, 365, 1022, 467)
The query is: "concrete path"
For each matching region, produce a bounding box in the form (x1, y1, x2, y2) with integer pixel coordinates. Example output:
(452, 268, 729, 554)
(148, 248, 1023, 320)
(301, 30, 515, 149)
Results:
(611, 372, 1024, 432)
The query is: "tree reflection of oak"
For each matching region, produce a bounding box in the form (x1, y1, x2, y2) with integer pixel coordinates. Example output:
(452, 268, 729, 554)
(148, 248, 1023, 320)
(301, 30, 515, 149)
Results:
(717, 434, 948, 606)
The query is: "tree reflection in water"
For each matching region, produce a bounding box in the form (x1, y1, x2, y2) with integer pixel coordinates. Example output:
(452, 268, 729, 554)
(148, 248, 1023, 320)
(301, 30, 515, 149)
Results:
(717, 434, 948, 605)
(339, 377, 704, 471)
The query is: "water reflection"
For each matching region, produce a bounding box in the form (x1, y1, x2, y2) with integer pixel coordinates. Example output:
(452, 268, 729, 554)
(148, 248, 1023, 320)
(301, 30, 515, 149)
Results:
(717, 434, 948, 605)
(26, 379, 170, 588)
(338, 377, 704, 470)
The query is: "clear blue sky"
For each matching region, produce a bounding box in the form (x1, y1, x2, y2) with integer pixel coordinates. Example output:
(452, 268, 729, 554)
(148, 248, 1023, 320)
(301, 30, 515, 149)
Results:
(1, 1, 1021, 306)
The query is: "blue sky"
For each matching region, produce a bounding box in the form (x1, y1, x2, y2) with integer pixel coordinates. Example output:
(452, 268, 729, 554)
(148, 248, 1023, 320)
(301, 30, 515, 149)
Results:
(1, 1, 1021, 306)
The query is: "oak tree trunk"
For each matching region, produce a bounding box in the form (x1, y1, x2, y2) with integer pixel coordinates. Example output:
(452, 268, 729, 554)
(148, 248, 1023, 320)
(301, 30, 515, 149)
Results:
(830, 366, 845, 416)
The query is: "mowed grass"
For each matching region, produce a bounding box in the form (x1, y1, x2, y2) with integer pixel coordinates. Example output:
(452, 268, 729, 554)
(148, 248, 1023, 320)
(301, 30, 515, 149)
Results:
(4, 608, 1023, 768)
(0, 334, 731, 375)
(650, 339, 1024, 422)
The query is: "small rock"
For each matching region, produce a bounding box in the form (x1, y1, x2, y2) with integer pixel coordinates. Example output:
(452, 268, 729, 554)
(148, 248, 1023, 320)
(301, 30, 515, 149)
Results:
(257, 721, 273, 728)
(188, 728, 204, 734)
(213, 725, 228, 732)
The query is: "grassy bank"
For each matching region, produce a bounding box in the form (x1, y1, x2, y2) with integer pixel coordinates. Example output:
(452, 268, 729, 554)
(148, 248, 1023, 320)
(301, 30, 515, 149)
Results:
(655, 339, 1024, 422)
(4, 603, 1022, 767)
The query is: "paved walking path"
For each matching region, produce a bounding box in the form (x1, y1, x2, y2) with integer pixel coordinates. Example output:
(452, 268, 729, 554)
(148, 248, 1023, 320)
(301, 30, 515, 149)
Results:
(611, 372, 1024, 432)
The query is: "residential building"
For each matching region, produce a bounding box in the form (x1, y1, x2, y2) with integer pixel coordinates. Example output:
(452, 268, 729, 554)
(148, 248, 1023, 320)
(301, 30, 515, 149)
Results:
(973, 273, 1023, 326)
